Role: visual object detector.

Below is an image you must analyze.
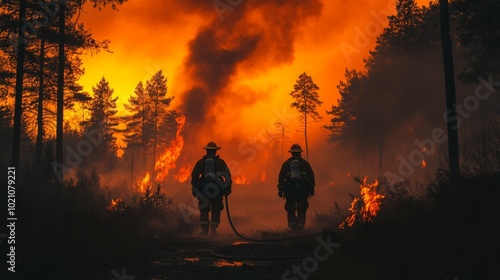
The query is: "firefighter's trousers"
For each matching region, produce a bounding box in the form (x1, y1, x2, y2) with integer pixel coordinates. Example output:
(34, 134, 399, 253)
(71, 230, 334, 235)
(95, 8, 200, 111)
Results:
(284, 193, 309, 229)
(198, 195, 224, 229)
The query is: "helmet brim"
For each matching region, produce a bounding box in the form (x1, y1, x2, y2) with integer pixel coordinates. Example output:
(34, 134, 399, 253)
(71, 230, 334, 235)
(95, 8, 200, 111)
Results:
(204, 147, 221, 150)
(288, 149, 303, 153)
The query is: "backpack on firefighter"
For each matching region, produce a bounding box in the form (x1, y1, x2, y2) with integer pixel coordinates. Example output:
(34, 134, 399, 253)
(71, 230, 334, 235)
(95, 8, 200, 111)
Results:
(202, 156, 220, 197)
(195, 156, 231, 197)
(285, 157, 313, 196)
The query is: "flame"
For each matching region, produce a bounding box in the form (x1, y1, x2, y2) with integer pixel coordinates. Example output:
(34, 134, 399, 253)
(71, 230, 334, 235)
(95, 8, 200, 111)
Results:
(421, 160, 427, 168)
(154, 116, 186, 182)
(340, 177, 385, 229)
(233, 175, 250, 185)
(106, 198, 126, 212)
(138, 173, 151, 193)
(212, 261, 244, 268)
(174, 164, 192, 183)
(259, 171, 266, 182)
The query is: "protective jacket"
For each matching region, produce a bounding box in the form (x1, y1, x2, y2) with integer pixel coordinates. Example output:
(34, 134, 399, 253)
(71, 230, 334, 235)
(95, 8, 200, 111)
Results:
(191, 155, 231, 197)
(278, 155, 315, 196)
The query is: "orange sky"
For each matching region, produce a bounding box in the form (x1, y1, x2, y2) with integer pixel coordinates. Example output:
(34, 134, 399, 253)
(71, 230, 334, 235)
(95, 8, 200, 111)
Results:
(78, 0, 429, 135)
(77, 0, 430, 223)
(80, 0, 422, 147)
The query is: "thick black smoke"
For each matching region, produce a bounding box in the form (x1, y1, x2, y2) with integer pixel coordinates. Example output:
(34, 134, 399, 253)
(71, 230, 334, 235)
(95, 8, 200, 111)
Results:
(178, 0, 324, 136)
(181, 29, 260, 127)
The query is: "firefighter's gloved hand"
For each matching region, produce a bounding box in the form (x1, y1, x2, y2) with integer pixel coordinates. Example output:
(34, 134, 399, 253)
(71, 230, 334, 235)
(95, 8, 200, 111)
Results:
(225, 185, 232, 195)
(309, 188, 315, 197)
(277, 184, 285, 198)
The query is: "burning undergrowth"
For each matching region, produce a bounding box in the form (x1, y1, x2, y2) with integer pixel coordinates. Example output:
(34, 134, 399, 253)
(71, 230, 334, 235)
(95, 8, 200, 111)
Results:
(339, 176, 385, 229)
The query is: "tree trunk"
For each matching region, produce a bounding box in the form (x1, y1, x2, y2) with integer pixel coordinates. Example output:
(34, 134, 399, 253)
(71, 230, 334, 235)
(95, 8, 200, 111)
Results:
(12, 0, 27, 168)
(131, 152, 134, 187)
(36, 27, 46, 166)
(439, 0, 461, 180)
(153, 112, 157, 177)
(304, 92, 308, 160)
(281, 124, 284, 161)
(356, 139, 360, 175)
(378, 138, 384, 176)
(56, 2, 65, 183)
(142, 112, 147, 166)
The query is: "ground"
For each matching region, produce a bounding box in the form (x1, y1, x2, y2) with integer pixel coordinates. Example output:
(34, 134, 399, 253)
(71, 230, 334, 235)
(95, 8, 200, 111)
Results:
(99, 232, 335, 280)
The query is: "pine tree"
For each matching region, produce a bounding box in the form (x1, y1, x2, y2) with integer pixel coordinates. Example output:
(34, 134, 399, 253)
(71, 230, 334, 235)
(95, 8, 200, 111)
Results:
(83, 77, 120, 161)
(324, 69, 366, 145)
(145, 70, 175, 169)
(123, 81, 152, 166)
(290, 72, 322, 160)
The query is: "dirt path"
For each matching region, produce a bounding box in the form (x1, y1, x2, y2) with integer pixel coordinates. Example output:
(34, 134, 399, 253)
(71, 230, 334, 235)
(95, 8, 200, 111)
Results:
(124, 233, 322, 280)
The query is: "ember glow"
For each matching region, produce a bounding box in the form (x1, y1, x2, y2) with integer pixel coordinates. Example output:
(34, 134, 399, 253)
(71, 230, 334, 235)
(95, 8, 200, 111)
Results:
(106, 198, 126, 212)
(213, 261, 244, 268)
(233, 175, 250, 185)
(329, 180, 335, 187)
(340, 177, 385, 229)
(259, 171, 266, 183)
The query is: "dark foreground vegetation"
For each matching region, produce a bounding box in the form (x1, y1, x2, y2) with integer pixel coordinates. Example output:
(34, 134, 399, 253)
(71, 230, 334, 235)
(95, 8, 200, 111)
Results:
(317, 170, 500, 280)
(9, 169, 192, 279)
(2, 164, 497, 279)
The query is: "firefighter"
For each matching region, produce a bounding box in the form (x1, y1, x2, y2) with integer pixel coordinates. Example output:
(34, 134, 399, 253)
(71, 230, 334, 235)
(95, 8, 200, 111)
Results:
(277, 144, 315, 230)
(191, 141, 232, 235)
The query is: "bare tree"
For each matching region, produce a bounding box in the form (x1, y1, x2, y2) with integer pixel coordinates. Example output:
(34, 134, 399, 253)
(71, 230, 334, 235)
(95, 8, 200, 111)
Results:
(12, 0, 27, 168)
(290, 72, 322, 160)
(439, 0, 461, 180)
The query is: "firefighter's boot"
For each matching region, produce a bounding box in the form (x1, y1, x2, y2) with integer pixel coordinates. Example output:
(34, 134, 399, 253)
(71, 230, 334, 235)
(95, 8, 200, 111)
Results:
(210, 222, 218, 235)
(201, 224, 209, 235)
(287, 211, 297, 230)
(296, 212, 306, 230)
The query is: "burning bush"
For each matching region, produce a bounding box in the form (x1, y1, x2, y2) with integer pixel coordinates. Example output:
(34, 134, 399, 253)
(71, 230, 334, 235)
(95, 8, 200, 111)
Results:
(340, 176, 385, 229)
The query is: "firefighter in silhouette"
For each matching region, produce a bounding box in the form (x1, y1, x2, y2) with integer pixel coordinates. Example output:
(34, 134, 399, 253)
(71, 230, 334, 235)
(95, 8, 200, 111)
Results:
(191, 141, 232, 235)
(277, 144, 315, 230)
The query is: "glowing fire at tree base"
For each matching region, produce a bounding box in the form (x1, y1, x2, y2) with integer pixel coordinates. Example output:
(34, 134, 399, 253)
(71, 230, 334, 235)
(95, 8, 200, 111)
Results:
(135, 116, 188, 193)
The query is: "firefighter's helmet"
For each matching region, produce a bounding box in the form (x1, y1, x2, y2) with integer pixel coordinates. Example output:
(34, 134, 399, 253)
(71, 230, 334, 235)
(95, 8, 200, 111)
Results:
(288, 144, 303, 153)
(204, 141, 221, 150)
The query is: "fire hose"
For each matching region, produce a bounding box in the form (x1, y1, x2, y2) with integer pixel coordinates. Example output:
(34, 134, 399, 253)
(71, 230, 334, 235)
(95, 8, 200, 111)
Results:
(208, 194, 326, 261)
(205, 172, 327, 261)
(199, 171, 324, 241)
(223, 194, 322, 242)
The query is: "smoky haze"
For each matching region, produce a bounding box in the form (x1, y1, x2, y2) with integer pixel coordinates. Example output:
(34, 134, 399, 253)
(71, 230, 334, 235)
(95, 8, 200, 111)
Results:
(168, 0, 326, 232)
(83, 0, 490, 232)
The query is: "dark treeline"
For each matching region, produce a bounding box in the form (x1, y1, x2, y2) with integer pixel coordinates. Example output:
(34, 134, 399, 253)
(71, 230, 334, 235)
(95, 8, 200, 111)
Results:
(0, 0, 180, 182)
(1, 0, 126, 174)
(318, 2, 500, 279)
(324, 0, 500, 180)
